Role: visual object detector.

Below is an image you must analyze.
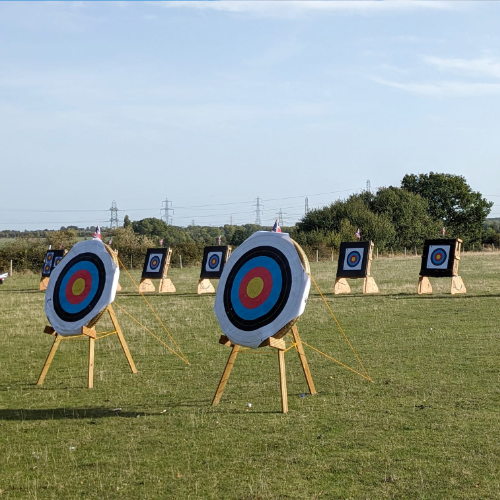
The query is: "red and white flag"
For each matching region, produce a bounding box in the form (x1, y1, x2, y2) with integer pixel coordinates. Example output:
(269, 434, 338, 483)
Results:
(441, 227, 446, 236)
(355, 228, 361, 240)
(218, 235, 222, 245)
(272, 220, 282, 233)
(93, 224, 102, 241)
(107, 239, 113, 246)
(159, 239, 164, 246)
(59, 243, 63, 249)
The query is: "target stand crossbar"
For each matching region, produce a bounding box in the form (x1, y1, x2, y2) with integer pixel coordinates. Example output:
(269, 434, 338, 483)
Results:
(212, 324, 316, 414)
(37, 304, 137, 389)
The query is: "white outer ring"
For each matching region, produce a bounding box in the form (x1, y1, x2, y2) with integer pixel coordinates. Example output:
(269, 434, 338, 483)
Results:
(214, 231, 310, 349)
(45, 240, 119, 336)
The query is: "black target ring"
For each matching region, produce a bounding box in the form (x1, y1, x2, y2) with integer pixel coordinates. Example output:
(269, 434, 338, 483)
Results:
(53, 252, 106, 323)
(223, 246, 292, 331)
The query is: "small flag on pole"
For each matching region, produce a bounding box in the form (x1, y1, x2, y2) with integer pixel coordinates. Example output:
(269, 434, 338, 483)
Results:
(93, 224, 102, 241)
(108, 239, 113, 246)
(59, 243, 63, 249)
(218, 235, 222, 245)
(159, 239, 164, 246)
(355, 228, 361, 240)
(441, 227, 446, 236)
(272, 220, 282, 233)
(48, 245, 52, 250)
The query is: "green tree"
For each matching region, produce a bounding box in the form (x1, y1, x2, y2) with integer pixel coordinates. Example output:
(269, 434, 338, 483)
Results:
(123, 215, 132, 228)
(370, 187, 441, 249)
(297, 195, 396, 250)
(402, 172, 493, 247)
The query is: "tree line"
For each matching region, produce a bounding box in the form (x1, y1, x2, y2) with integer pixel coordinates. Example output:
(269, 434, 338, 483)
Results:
(0, 173, 496, 273)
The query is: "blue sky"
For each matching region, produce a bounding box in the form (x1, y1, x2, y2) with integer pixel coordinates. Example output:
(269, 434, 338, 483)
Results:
(1, 1, 500, 230)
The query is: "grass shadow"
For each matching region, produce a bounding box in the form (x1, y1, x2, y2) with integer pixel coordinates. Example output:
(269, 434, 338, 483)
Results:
(0, 407, 148, 421)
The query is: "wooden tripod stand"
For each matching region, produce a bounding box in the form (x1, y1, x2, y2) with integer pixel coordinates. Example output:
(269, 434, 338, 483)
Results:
(212, 324, 316, 413)
(37, 304, 137, 389)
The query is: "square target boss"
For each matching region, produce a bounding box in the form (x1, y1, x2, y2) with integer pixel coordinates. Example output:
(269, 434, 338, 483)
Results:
(420, 239, 458, 278)
(141, 248, 169, 279)
(336, 241, 371, 278)
(41, 249, 64, 277)
(200, 246, 230, 279)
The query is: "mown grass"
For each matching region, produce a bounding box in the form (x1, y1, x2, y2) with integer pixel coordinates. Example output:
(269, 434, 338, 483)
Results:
(1, 253, 500, 499)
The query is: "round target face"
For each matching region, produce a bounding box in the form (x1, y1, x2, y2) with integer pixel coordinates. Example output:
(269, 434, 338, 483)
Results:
(426, 244, 451, 270)
(45, 240, 119, 336)
(54, 257, 63, 267)
(215, 232, 310, 349)
(224, 246, 291, 331)
(149, 256, 161, 270)
(346, 250, 361, 268)
(47, 253, 53, 262)
(44, 264, 51, 273)
(430, 248, 447, 266)
(209, 254, 220, 269)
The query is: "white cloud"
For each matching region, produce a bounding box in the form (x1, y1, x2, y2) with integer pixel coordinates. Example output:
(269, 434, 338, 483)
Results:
(153, 1, 454, 18)
(371, 76, 500, 97)
(423, 56, 500, 79)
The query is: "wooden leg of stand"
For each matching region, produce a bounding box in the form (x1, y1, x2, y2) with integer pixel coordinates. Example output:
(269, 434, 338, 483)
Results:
(88, 337, 95, 389)
(37, 335, 62, 385)
(291, 325, 316, 395)
(107, 305, 137, 374)
(278, 349, 288, 414)
(212, 345, 239, 406)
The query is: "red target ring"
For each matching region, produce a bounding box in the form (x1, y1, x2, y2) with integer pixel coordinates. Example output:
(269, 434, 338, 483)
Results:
(238, 266, 273, 309)
(65, 269, 92, 305)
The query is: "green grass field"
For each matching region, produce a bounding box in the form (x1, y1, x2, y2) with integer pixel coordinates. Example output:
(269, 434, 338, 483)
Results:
(1, 253, 500, 499)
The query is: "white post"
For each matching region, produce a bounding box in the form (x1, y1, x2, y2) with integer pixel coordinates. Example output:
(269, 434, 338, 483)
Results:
(404, 247, 407, 256)
(316, 249, 319, 263)
(331, 249, 334, 262)
(10, 260, 13, 276)
(376, 248, 378, 259)
(180, 255, 183, 269)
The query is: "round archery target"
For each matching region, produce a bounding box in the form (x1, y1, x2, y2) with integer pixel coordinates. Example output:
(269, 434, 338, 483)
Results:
(206, 251, 223, 273)
(46, 253, 53, 263)
(54, 256, 63, 267)
(214, 232, 310, 349)
(146, 253, 163, 273)
(44, 263, 52, 274)
(343, 247, 364, 272)
(346, 250, 361, 268)
(45, 240, 119, 336)
(427, 245, 450, 269)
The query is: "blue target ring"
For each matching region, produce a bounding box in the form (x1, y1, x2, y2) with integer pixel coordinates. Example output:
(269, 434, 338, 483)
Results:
(230, 256, 282, 321)
(430, 248, 447, 267)
(209, 254, 220, 269)
(53, 253, 105, 322)
(149, 256, 161, 270)
(346, 250, 361, 268)
(223, 246, 291, 331)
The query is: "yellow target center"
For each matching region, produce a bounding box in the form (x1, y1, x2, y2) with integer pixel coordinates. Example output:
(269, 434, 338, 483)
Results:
(247, 277, 264, 298)
(72, 278, 86, 296)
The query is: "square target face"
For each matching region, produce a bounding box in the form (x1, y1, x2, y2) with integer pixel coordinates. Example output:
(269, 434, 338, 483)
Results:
(141, 248, 168, 279)
(420, 239, 457, 277)
(336, 241, 370, 278)
(41, 250, 64, 277)
(200, 246, 229, 279)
